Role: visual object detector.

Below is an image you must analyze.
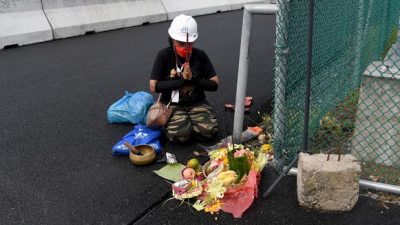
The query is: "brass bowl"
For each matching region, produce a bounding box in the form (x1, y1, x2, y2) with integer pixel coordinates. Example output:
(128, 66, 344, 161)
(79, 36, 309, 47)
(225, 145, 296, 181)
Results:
(129, 144, 156, 166)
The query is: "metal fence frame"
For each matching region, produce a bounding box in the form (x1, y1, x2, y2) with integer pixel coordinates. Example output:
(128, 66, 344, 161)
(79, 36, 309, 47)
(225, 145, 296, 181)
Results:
(233, 2, 400, 197)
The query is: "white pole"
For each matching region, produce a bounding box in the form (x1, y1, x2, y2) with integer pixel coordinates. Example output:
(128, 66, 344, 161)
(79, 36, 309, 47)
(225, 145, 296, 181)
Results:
(233, 4, 278, 143)
(233, 8, 252, 143)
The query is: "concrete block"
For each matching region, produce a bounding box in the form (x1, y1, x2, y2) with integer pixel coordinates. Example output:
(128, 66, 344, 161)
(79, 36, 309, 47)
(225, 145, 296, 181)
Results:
(297, 153, 361, 212)
(42, 0, 167, 39)
(161, 0, 272, 20)
(0, 0, 53, 49)
(351, 61, 400, 167)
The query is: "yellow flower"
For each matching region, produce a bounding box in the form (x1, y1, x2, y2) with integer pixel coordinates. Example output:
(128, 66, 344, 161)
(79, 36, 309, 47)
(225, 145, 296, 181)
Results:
(204, 200, 222, 214)
(209, 148, 228, 161)
(223, 157, 229, 165)
(260, 144, 273, 154)
(252, 152, 267, 172)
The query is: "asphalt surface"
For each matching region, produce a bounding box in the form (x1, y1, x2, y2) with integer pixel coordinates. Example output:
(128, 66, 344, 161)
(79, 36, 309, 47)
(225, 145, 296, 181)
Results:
(0, 10, 399, 225)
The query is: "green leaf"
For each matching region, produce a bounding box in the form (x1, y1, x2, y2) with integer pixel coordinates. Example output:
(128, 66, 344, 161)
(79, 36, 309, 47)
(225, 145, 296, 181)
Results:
(154, 163, 185, 182)
(228, 155, 250, 183)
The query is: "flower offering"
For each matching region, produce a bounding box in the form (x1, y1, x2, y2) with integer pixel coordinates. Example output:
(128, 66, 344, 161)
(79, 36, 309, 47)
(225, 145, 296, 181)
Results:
(168, 142, 273, 217)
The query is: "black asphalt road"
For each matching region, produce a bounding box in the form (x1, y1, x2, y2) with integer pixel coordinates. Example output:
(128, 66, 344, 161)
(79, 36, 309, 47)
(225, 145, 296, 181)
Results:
(0, 10, 398, 225)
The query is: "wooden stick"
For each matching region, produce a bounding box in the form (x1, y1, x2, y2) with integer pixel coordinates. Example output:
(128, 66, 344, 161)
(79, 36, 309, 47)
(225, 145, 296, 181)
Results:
(185, 32, 189, 63)
(124, 142, 139, 154)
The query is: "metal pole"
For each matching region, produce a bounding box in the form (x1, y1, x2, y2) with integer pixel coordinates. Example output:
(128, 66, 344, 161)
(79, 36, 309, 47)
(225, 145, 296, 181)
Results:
(364, 0, 374, 36)
(233, 8, 252, 143)
(263, 0, 315, 198)
(379, 1, 388, 62)
(263, 154, 299, 198)
(287, 167, 400, 195)
(302, 0, 315, 153)
(233, 4, 278, 143)
(353, 0, 365, 88)
(273, 0, 290, 167)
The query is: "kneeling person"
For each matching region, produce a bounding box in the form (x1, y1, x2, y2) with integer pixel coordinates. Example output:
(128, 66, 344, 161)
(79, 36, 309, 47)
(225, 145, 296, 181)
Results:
(149, 14, 219, 142)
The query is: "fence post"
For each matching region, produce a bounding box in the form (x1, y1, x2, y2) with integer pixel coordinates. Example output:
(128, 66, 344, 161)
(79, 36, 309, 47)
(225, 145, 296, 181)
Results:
(353, 0, 365, 88)
(233, 8, 252, 143)
(232, 4, 278, 143)
(272, 0, 290, 165)
(264, 0, 315, 198)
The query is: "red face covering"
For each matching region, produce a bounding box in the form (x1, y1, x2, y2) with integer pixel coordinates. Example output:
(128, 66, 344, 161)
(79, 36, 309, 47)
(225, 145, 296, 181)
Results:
(175, 45, 193, 58)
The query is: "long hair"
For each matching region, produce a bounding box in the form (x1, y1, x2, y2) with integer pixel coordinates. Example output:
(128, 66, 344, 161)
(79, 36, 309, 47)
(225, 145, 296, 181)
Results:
(168, 37, 174, 51)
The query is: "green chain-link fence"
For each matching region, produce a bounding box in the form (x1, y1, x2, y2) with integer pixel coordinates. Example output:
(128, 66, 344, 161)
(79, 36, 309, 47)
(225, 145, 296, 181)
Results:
(272, 0, 400, 185)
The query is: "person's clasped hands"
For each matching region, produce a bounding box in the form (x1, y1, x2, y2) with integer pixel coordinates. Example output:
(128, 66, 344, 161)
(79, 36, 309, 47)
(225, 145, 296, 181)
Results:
(182, 62, 192, 80)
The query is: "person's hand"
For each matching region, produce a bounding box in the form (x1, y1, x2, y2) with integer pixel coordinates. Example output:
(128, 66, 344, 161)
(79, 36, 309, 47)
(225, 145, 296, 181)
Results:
(182, 63, 193, 80)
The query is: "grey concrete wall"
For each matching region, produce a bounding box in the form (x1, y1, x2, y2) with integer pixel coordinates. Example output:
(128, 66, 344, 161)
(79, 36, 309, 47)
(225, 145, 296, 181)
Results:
(42, 0, 167, 39)
(0, 0, 39, 13)
(42, 0, 140, 9)
(1, 0, 275, 48)
(0, 0, 53, 48)
(351, 61, 400, 167)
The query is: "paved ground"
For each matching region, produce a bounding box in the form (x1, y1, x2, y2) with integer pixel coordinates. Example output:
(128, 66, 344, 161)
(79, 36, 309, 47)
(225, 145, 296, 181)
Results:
(0, 10, 399, 225)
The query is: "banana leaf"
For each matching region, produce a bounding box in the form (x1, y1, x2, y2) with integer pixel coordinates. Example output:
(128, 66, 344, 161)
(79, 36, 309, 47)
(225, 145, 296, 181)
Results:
(228, 154, 250, 183)
(154, 163, 185, 182)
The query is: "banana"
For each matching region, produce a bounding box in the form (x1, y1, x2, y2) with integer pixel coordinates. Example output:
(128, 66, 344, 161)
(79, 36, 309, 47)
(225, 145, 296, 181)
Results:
(216, 170, 236, 179)
(221, 176, 237, 186)
(217, 170, 238, 186)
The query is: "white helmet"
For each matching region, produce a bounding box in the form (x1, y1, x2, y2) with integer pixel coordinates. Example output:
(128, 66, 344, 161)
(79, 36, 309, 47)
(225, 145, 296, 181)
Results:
(168, 14, 198, 42)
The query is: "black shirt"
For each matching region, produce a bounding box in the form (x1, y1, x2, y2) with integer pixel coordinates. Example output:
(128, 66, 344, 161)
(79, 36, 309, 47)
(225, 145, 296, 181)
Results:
(150, 47, 216, 105)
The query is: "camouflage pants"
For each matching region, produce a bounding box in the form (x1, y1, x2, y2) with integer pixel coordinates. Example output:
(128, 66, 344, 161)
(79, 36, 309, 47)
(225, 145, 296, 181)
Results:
(165, 102, 218, 142)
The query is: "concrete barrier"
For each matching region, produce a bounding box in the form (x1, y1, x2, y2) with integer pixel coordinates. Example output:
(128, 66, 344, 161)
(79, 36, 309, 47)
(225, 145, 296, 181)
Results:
(1, 0, 276, 48)
(161, 0, 273, 19)
(42, 0, 167, 39)
(0, 0, 53, 49)
(351, 61, 400, 167)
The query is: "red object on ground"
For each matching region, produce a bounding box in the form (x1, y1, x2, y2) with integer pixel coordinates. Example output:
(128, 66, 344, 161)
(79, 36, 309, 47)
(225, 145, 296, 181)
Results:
(224, 96, 253, 112)
(244, 96, 253, 107)
(221, 170, 261, 218)
(224, 104, 251, 112)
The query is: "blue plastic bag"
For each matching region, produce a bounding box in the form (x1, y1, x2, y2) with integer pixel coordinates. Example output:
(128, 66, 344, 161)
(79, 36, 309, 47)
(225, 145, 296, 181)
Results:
(107, 91, 154, 124)
(112, 124, 162, 156)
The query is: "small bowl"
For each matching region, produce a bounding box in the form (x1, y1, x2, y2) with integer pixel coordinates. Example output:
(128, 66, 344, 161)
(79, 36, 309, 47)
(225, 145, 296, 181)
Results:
(202, 160, 224, 179)
(202, 161, 211, 177)
(129, 144, 156, 166)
